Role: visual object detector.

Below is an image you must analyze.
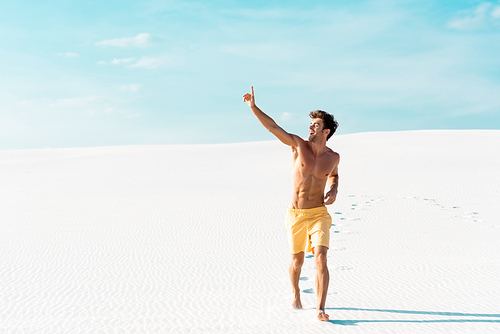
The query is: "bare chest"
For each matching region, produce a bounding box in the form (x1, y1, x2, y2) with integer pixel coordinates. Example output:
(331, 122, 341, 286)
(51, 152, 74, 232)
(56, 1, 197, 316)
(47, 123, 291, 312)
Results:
(293, 150, 335, 179)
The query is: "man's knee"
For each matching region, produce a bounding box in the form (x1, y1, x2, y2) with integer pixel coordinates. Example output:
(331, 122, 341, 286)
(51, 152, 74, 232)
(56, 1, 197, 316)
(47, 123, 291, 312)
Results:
(291, 252, 305, 268)
(314, 247, 328, 268)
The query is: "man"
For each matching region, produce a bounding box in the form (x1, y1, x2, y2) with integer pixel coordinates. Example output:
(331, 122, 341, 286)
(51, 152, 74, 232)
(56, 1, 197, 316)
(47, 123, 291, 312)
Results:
(243, 86, 340, 321)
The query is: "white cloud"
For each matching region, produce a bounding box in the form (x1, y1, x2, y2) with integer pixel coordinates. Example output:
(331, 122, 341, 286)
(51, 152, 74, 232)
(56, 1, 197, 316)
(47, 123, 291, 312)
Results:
(128, 55, 184, 69)
(83, 106, 138, 118)
(50, 96, 99, 108)
(18, 96, 141, 121)
(56, 52, 79, 57)
(20, 98, 51, 107)
(281, 112, 294, 121)
(128, 56, 164, 69)
(95, 33, 153, 47)
(492, 5, 500, 18)
(119, 84, 142, 92)
(221, 43, 299, 61)
(111, 58, 135, 64)
(97, 58, 135, 65)
(97, 55, 183, 69)
(126, 113, 141, 119)
(448, 2, 500, 30)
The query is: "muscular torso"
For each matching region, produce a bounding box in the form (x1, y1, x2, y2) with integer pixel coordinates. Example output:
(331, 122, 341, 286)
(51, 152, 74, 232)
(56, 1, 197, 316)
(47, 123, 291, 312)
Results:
(291, 140, 339, 209)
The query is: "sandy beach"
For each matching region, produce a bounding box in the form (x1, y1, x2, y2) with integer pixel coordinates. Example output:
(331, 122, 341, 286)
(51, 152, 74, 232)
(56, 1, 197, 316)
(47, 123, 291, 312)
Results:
(1, 130, 499, 333)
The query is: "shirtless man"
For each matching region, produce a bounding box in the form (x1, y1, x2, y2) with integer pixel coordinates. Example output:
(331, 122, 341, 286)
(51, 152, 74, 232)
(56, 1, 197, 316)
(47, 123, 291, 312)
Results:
(243, 86, 340, 321)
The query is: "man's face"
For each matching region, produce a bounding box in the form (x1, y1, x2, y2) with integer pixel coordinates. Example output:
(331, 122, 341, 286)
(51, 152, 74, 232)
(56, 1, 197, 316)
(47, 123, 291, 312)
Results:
(308, 118, 325, 142)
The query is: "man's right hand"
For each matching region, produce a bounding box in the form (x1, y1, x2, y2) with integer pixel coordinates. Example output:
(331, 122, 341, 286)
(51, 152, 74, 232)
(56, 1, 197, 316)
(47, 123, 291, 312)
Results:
(243, 85, 298, 147)
(243, 86, 255, 108)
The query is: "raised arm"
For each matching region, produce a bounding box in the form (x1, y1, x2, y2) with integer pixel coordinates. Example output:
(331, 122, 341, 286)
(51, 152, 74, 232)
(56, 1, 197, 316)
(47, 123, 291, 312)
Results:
(243, 86, 299, 147)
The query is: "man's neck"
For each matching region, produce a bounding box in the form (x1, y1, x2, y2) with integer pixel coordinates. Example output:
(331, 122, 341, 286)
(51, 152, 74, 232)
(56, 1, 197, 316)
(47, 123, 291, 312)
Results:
(309, 139, 327, 156)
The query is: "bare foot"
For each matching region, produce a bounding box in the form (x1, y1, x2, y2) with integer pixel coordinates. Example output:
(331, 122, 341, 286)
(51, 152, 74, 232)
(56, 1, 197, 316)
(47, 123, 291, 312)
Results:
(317, 310, 329, 321)
(291, 296, 303, 310)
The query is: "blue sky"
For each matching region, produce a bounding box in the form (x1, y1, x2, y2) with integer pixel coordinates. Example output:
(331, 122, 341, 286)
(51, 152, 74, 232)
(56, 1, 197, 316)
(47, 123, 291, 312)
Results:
(1, 0, 500, 149)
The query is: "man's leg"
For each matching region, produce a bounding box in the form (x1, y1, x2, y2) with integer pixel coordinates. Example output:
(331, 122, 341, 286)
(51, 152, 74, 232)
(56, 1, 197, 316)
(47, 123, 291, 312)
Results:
(289, 251, 304, 309)
(314, 245, 330, 321)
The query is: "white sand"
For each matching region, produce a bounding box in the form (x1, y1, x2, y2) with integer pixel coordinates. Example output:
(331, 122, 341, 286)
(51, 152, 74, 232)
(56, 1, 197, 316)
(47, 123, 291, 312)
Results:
(1, 130, 500, 333)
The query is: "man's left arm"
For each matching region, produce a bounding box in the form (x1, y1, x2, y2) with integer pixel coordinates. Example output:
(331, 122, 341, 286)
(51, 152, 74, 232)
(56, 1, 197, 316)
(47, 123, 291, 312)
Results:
(324, 160, 339, 205)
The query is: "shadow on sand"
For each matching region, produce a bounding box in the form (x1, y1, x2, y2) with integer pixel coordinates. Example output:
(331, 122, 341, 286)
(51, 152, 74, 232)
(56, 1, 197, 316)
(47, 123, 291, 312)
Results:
(326, 307, 500, 326)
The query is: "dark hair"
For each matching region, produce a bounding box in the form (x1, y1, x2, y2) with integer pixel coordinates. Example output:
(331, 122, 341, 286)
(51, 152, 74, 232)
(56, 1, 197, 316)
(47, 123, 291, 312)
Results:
(309, 110, 338, 140)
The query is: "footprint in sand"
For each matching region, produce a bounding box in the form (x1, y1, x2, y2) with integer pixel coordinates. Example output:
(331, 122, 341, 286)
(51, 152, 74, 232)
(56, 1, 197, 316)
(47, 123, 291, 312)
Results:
(333, 230, 351, 234)
(463, 211, 483, 223)
(335, 266, 353, 271)
(302, 288, 337, 296)
(346, 194, 383, 212)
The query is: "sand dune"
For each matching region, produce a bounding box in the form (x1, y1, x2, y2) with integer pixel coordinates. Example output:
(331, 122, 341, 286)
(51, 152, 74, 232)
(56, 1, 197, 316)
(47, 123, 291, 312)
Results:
(1, 130, 499, 333)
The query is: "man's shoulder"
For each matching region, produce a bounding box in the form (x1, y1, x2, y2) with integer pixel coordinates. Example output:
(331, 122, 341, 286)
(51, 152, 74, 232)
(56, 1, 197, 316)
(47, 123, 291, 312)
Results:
(325, 148, 340, 166)
(325, 146, 340, 158)
(291, 137, 308, 149)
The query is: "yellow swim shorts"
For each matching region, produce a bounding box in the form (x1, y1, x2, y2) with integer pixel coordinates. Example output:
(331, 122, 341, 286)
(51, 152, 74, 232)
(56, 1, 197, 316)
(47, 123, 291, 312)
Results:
(286, 206, 332, 254)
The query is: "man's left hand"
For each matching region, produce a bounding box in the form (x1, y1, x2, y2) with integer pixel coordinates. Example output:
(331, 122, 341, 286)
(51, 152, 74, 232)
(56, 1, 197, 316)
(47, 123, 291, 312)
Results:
(324, 189, 337, 205)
